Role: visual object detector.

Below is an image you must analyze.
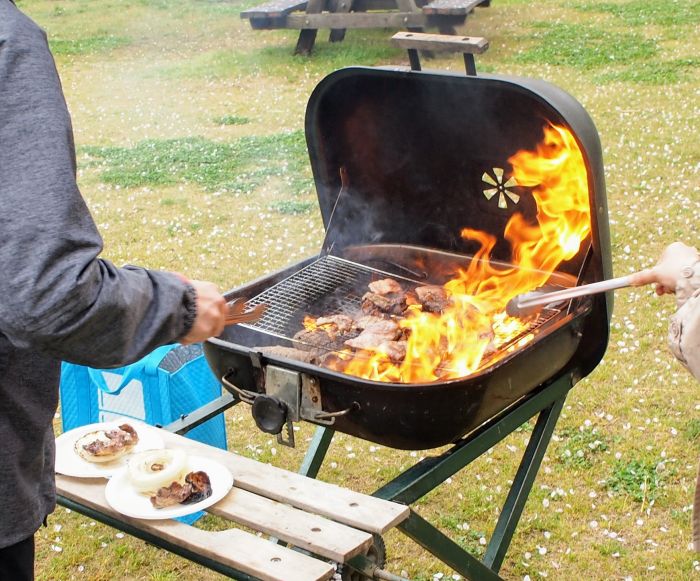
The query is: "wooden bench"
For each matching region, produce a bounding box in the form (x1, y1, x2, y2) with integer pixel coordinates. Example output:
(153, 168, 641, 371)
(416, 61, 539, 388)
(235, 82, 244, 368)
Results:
(241, 0, 309, 30)
(239, 0, 490, 54)
(422, 0, 486, 16)
(56, 430, 410, 581)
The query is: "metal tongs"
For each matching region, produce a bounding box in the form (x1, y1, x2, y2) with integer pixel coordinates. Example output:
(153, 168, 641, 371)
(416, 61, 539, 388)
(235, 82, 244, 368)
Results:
(225, 297, 268, 326)
(506, 269, 654, 318)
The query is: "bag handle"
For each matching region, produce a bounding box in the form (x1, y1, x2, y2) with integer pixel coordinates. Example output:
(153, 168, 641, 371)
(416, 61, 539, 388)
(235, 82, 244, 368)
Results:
(88, 344, 178, 395)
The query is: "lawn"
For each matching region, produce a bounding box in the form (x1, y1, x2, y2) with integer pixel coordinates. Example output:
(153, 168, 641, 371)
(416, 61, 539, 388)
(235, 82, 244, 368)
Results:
(14, 0, 700, 578)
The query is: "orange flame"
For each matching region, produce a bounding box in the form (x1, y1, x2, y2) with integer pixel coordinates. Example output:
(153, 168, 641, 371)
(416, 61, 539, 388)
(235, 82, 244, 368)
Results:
(330, 124, 591, 382)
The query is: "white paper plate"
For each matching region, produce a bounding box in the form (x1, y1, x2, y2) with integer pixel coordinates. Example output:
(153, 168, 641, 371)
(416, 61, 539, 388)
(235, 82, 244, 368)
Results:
(105, 455, 233, 519)
(55, 419, 165, 479)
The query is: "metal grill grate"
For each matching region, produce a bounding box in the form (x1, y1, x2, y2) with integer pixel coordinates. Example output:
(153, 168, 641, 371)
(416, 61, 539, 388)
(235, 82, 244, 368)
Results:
(242, 255, 565, 357)
(243, 255, 401, 338)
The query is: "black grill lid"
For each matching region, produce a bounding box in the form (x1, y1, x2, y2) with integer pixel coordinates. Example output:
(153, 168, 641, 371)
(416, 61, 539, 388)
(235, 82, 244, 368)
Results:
(304, 66, 613, 376)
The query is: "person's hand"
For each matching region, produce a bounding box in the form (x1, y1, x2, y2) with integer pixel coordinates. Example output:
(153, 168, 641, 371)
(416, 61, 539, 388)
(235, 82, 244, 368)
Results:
(631, 242, 699, 295)
(179, 280, 228, 344)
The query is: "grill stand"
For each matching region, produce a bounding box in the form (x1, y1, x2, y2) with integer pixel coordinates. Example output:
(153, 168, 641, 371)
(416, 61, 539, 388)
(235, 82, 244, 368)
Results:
(297, 372, 572, 580)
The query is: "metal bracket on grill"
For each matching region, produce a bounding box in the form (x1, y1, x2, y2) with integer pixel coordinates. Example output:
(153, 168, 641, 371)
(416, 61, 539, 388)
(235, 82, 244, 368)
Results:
(222, 365, 356, 448)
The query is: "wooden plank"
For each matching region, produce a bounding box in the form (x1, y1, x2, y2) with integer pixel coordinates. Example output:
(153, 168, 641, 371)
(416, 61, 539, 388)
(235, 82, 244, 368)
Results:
(286, 11, 428, 28)
(391, 31, 489, 53)
(209, 487, 373, 562)
(241, 0, 308, 19)
(56, 475, 335, 581)
(159, 431, 410, 534)
(422, 0, 482, 15)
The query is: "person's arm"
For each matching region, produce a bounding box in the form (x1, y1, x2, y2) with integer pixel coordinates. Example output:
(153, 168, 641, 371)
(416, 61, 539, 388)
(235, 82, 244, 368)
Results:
(0, 12, 225, 366)
(645, 243, 700, 379)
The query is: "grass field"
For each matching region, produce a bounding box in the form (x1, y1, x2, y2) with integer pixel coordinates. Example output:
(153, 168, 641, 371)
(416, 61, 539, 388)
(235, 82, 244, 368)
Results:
(14, 0, 700, 578)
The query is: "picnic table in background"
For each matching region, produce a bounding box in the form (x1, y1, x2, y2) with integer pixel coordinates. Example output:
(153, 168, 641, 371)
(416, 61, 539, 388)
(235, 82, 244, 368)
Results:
(241, 0, 490, 54)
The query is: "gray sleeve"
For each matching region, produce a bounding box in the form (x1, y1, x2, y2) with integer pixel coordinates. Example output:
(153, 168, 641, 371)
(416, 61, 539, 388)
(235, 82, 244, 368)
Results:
(0, 12, 195, 367)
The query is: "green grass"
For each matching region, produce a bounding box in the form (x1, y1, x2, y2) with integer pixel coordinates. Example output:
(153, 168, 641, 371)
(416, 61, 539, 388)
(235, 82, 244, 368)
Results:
(16, 0, 700, 578)
(555, 426, 609, 469)
(213, 115, 251, 126)
(513, 22, 657, 70)
(573, 0, 700, 27)
(81, 131, 313, 195)
(594, 57, 700, 84)
(606, 458, 667, 503)
(48, 34, 131, 55)
(685, 419, 700, 441)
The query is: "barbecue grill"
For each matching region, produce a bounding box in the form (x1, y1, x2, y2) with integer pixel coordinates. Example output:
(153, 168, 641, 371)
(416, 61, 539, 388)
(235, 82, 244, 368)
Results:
(204, 55, 612, 451)
(180, 37, 615, 579)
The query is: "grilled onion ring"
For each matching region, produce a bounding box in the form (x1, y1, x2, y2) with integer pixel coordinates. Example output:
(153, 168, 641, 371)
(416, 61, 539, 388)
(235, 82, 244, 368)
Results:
(127, 449, 188, 494)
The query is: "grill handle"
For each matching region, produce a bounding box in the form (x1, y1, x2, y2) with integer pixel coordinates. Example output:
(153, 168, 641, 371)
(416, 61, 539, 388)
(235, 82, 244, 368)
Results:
(390, 32, 489, 75)
(221, 374, 258, 405)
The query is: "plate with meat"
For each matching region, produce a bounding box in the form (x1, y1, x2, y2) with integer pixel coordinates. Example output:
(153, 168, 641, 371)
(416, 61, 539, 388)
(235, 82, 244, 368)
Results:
(55, 419, 165, 478)
(104, 450, 233, 519)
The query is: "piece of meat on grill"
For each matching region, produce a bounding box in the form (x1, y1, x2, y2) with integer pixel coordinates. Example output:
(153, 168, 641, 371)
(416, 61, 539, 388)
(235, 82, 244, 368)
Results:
(355, 315, 390, 329)
(415, 285, 452, 313)
(361, 291, 407, 316)
(378, 340, 407, 363)
(293, 325, 359, 355)
(344, 319, 401, 351)
(368, 278, 403, 295)
(315, 314, 355, 335)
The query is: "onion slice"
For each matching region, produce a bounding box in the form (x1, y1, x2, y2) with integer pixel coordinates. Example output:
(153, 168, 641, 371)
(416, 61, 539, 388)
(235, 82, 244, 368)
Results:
(127, 449, 188, 494)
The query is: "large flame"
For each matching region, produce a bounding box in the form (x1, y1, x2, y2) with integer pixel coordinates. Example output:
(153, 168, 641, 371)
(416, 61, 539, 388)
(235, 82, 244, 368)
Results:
(328, 124, 591, 382)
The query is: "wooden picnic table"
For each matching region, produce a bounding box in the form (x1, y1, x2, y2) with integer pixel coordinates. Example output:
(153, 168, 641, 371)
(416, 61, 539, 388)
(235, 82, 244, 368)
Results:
(56, 429, 410, 581)
(241, 0, 489, 54)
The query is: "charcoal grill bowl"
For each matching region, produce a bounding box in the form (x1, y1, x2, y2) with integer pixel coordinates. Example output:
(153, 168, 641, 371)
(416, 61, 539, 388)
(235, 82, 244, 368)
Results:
(204, 246, 591, 450)
(205, 296, 588, 450)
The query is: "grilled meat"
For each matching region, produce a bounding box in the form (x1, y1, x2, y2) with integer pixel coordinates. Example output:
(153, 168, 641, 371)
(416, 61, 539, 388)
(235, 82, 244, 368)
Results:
(77, 423, 139, 462)
(150, 480, 193, 508)
(149, 470, 213, 508)
(315, 314, 355, 334)
(415, 285, 452, 313)
(368, 278, 403, 295)
(182, 471, 213, 505)
(361, 291, 407, 316)
(344, 319, 401, 350)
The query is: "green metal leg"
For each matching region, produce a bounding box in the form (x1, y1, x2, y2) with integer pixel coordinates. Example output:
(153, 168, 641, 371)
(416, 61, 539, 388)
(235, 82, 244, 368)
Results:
(374, 374, 572, 505)
(299, 426, 335, 478)
(399, 511, 503, 580)
(162, 393, 238, 435)
(370, 374, 573, 580)
(293, 375, 573, 580)
(483, 396, 565, 571)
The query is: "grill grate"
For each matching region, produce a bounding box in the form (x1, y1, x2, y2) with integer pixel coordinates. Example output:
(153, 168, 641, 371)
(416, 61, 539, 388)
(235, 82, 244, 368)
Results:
(243, 255, 564, 356)
(244, 255, 404, 338)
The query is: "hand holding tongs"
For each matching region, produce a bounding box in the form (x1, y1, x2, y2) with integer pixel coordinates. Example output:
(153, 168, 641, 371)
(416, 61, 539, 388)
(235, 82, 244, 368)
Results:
(506, 269, 656, 318)
(225, 297, 268, 326)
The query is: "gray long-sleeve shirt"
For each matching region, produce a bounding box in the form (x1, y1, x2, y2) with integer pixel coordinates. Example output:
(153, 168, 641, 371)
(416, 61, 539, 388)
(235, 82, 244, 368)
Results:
(0, 1, 196, 547)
